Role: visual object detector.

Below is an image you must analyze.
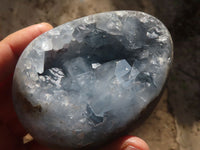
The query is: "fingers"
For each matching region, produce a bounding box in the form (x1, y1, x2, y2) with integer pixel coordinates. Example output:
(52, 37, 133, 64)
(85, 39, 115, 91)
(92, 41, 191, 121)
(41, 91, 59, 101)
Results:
(103, 136, 150, 150)
(0, 23, 53, 82)
(2, 23, 53, 57)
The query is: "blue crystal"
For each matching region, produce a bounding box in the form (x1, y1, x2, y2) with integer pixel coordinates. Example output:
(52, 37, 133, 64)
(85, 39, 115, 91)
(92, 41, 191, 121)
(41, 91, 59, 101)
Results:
(12, 11, 173, 149)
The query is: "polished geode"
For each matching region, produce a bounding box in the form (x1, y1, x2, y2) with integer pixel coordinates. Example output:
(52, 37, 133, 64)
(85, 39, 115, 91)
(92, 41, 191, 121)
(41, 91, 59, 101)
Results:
(13, 11, 173, 149)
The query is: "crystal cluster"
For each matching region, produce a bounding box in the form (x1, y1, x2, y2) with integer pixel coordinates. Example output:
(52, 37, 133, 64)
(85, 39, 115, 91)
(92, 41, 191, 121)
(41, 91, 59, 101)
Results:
(12, 11, 173, 149)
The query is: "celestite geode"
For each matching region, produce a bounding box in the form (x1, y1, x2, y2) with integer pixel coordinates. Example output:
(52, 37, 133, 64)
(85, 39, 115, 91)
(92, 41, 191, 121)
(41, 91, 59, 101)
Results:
(12, 11, 173, 149)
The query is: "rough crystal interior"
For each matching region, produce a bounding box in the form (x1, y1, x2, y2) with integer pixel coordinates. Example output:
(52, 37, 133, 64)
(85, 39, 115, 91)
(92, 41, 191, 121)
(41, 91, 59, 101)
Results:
(12, 11, 173, 149)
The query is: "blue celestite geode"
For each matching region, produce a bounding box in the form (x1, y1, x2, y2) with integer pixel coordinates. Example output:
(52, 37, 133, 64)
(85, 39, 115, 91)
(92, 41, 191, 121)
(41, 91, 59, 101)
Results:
(12, 11, 173, 149)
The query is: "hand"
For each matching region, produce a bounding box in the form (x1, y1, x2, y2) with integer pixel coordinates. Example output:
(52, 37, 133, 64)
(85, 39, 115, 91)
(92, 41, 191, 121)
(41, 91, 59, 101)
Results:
(0, 23, 149, 150)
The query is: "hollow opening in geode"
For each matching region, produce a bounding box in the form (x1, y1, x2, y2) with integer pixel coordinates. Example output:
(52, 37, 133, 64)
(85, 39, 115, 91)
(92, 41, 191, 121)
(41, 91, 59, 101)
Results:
(35, 22, 164, 125)
(36, 22, 158, 107)
(39, 23, 149, 79)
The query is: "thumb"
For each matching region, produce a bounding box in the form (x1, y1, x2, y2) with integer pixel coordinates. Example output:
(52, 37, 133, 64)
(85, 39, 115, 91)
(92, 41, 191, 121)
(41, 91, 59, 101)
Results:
(102, 136, 150, 150)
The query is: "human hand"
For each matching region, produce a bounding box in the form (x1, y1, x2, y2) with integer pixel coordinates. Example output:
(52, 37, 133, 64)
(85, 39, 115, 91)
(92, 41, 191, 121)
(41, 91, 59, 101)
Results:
(0, 23, 149, 150)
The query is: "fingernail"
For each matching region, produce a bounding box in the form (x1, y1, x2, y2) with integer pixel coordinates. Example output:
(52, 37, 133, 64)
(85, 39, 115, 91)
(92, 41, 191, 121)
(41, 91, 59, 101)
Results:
(37, 22, 53, 29)
(123, 145, 140, 150)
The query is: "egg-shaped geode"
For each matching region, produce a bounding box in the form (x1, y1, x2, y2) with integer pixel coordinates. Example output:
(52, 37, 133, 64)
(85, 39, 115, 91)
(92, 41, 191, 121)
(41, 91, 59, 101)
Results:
(12, 11, 173, 149)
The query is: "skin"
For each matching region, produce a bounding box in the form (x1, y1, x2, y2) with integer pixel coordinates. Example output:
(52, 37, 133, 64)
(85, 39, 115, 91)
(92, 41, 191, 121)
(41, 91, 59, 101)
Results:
(0, 23, 150, 150)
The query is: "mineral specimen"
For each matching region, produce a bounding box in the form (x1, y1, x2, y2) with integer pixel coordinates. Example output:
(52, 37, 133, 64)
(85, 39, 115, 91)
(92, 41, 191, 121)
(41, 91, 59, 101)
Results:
(12, 11, 173, 149)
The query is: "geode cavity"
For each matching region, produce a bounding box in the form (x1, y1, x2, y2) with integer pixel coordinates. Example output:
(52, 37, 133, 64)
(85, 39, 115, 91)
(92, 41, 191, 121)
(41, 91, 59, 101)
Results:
(13, 11, 173, 149)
